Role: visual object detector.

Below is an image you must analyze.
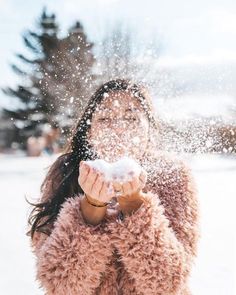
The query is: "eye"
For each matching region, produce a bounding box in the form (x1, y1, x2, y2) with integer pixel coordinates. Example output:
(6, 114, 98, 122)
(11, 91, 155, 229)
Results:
(98, 118, 110, 123)
(125, 117, 138, 122)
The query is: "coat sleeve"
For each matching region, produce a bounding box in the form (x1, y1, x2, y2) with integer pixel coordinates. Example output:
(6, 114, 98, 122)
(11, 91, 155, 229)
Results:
(30, 195, 113, 295)
(107, 159, 201, 295)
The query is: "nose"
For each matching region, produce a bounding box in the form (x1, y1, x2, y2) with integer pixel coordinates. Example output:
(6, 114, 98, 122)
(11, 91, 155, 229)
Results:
(116, 129, 123, 138)
(110, 116, 123, 127)
(113, 121, 126, 135)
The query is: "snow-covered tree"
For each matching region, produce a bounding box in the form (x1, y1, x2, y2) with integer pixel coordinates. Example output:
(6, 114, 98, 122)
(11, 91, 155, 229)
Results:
(2, 8, 95, 149)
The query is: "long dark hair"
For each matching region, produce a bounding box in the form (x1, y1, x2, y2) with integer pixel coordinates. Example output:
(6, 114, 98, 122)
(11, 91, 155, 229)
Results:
(27, 79, 158, 239)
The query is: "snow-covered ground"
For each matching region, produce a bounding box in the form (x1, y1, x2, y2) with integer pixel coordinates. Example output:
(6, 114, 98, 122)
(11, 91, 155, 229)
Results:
(0, 153, 235, 294)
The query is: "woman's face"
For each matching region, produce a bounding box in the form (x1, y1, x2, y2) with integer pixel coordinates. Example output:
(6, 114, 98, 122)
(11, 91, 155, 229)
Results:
(87, 91, 150, 162)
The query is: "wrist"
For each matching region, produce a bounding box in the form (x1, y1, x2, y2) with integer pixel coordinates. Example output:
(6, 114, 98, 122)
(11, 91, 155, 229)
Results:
(118, 191, 146, 216)
(118, 190, 146, 203)
(85, 194, 109, 207)
(80, 195, 107, 226)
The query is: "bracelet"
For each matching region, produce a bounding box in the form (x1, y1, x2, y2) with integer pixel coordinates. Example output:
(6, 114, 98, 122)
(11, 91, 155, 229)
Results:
(85, 194, 108, 207)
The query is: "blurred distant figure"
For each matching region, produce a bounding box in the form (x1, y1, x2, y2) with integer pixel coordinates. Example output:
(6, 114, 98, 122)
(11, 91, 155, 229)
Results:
(26, 136, 45, 157)
(41, 124, 61, 156)
(26, 124, 62, 157)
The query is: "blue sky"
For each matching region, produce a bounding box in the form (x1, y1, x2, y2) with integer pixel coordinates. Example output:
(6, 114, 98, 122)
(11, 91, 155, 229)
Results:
(1, 0, 236, 104)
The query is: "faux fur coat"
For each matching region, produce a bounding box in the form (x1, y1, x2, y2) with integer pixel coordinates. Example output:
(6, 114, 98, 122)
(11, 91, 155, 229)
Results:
(29, 151, 201, 295)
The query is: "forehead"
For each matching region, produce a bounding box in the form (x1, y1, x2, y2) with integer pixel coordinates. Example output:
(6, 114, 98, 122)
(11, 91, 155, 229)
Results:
(97, 91, 143, 111)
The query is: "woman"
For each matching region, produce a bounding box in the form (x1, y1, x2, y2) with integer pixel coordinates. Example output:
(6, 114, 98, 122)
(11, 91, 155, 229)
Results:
(27, 79, 200, 295)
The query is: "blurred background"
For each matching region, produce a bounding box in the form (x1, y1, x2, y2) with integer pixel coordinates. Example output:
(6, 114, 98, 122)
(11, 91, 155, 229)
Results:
(0, 0, 235, 294)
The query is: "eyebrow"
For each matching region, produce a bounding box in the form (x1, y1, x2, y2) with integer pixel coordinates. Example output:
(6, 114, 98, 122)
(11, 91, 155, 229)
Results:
(98, 107, 137, 114)
(125, 107, 137, 112)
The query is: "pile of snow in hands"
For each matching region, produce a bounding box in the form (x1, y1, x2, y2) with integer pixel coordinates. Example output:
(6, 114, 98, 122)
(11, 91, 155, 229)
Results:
(86, 156, 142, 183)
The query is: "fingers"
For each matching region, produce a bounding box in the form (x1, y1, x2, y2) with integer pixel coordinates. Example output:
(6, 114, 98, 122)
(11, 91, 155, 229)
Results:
(139, 169, 147, 189)
(90, 172, 104, 198)
(78, 162, 90, 186)
(99, 181, 114, 201)
(121, 169, 147, 196)
(130, 175, 139, 190)
(122, 181, 133, 195)
(79, 160, 148, 199)
(113, 180, 123, 194)
(83, 167, 100, 195)
(79, 161, 115, 202)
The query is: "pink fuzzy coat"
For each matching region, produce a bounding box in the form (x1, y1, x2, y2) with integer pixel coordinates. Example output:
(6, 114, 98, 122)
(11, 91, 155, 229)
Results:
(30, 151, 201, 295)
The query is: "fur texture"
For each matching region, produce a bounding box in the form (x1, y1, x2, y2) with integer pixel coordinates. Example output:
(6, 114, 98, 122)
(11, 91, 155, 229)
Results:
(29, 151, 201, 294)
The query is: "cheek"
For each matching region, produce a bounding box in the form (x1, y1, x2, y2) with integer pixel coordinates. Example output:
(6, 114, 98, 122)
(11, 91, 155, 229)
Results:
(136, 121, 149, 141)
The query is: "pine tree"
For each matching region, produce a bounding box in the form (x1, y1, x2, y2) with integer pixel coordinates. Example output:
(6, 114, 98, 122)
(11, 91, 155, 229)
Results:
(2, 8, 95, 149)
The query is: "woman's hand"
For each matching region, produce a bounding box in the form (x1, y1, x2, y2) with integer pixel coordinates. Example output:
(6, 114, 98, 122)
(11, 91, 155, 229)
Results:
(78, 161, 115, 206)
(113, 169, 148, 215)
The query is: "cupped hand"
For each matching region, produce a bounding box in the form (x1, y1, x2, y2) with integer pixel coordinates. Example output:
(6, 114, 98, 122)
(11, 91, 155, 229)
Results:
(78, 161, 115, 205)
(113, 168, 147, 197)
(113, 168, 148, 215)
